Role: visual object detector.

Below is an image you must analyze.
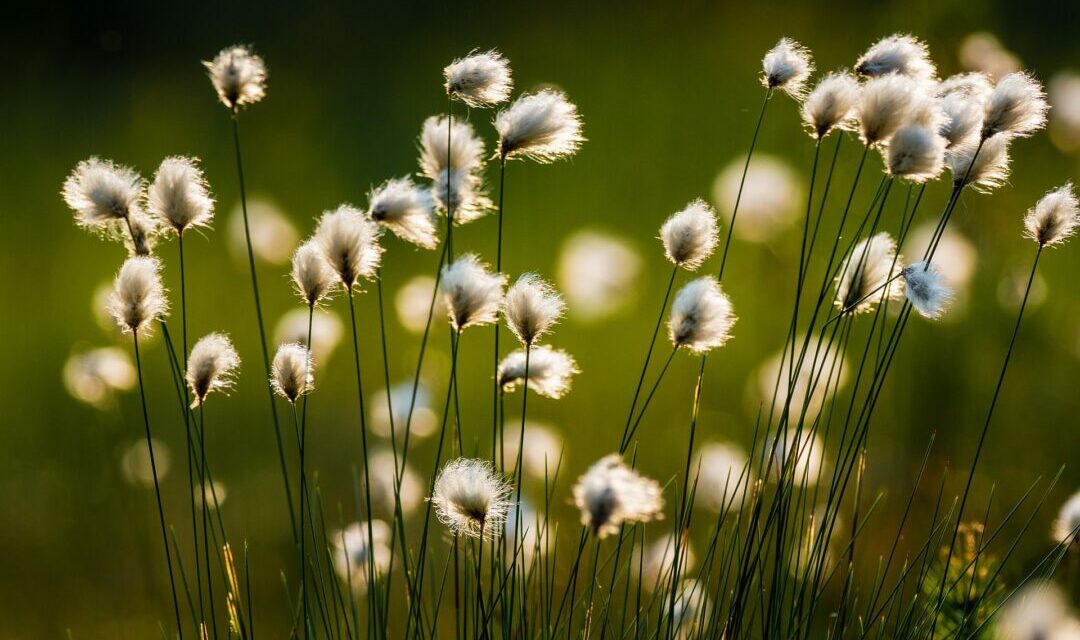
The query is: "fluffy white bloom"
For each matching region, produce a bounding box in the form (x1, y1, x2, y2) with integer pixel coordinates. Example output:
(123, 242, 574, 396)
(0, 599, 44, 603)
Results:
(430, 458, 512, 539)
(938, 72, 994, 99)
(368, 177, 438, 249)
(204, 45, 267, 110)
(331, 521, 392, 595)
(572, 454, 664, 538)
(557, 231, 641, 321)
(903, 224, 978, 307)
(771, 429, 826, 487)
(227, 196, 298, 265)
(1052, 491, 1080, 545)
(1024, 183, 1079, 247)
(186, 333, 241, 407)
(857, 74, 926, 146)
(503, 273, 565, 346)
(63, 157, 144, 230)
(275, 309, 343, 364)
(63, 347, 136, 408)
(443, 49, 512, 108)
(502, 422, 564, 479)
(668, 277, 736, 353)
(939, 91, 986, 148)
(995, 583, 1076, 640)
(713, 155, 802, 243)
(432, 168, 494, 224)
(108, 256, 168, 335)
(394, 275, 446, 334)
(147, 156, 214, 234)
(120, 438, 172, 488)
(885, 124, 946, 183)
(495, 89, 585, 162)
(368, 449, 423, 516)
(123, 210, 160, 257)
(369, 381, 437, 442)
(901, 262, 952, 319)
(271, 343, 313, 404)
(761, 38, 814, 97)
(835, 233, 904, 314)
(855, 34, 937, 81)
(801, 71, 861, 139)
(660, 199, 720, 270)
(440, 254, 506, 331)
(314, 205, 383, 289)
(755, 336, 849, 424)
(947, 135, 1011, 193)
(982, 72, 1049, 140)
(419, 115, 486, 179)
(695, 442, 750, 512)
(291, 241, 335, 308)
(497, 346, 579, 399)
(639, 534, 695, 591)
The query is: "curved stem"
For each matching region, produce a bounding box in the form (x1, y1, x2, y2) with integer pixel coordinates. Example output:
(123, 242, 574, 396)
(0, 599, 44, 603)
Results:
(620, 265, 678, 448)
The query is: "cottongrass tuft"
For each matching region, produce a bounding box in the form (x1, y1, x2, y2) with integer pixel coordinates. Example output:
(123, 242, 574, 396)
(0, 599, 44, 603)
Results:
(660, 199, 720, 270)
(186, 333, 241, 407)
(204, 45, 267, 110)
(495, 89, 585, 162)
(443, 49, 513, 108)
(668, 276, 736, 353)
(572, 454, 664, 538)
(982, 71, 1049, 140)
(947, 135, 1012, 193)
(995, 583, 1078, 640)
(108, 256, 168, 335)
(418, 116, 492, 224)
(761, 38, 814, 97)
(1024, 183, 1079, 248)
(314, 205, 383, 289)
(291, 241, 335, 308)
(367, 177, 438, 249)
(123, 211, 160, 257)
(440, 254, 507, 331)
(503, 273, 565, 347)
(885, 124, 946, 183)
(939, 91, 986, 149)
(855, 33, 937, 81)
(63, 157, 144, 231)
(856, 74, 925, 146)
(901, 261, 952, 319)
(331, 521, 392, 594)
(270, 343, 313, 404)
(430, 458, 513, 539)
(63, 347, 136, 408)
(801, 71, 861, 139)
(497, 346, 579, 399)
(1051, 491, 1080, 545)
(147, 156, 214, 235)
(835, 232, 904, 314)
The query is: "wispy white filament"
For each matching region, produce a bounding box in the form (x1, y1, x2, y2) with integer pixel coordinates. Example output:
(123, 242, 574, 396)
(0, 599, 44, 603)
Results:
(108, 256, 169, 335)
(495, 89, 585, 162)
(204, 45, 267, 110)
(885, 124, 946, 183)
(1024, 183, 1079, 247)
(857, 74, 924, 146)
(63, 157, 144, 230)
(572, 454, 664, 538)
(660, 199, 720, 270)
(430, 458, 512, 539)
(855, 34, 937, 81)
(801, 71, 861, 139)
(271, 343, 313, 404)
(497, 346, 579, 399)
(440, 254, 506, 331)
(443, 49, 513, 108)
(291, 241, 335, 308)
(901, 261, 952, 318)
(367, 177, 438, 249)
(761, 38, 814, 97)
(147, 156, 214, 235)
(503, 273, 565, 346)
(982, 72, 1049, 140)
(947, 135, 1011, 193)
(314, 205, 383, 289)
(186, 333, 241, 407)
(668, 277, 736, 353)
(835, 233, 904, 314)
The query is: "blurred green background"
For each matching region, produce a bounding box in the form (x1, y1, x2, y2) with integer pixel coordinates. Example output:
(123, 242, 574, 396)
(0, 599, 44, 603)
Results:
(2, 0, 1079, 636)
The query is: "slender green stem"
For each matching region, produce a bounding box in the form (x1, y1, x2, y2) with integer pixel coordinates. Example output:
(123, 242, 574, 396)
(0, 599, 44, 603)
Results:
(493, 157, 507, 469)
(717, 86, 772, 281)
(620, 265, 678, 449)
(620, 347, 678, 453)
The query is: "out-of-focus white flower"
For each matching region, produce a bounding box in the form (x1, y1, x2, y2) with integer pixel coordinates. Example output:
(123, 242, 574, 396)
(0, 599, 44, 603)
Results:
(770, 429, 827, 487)
(503, 502, 549, 572)
(64, 347, 136, 408)
(395, 275, 447, 334)
(958, 32, 1021, 81)
(369, 381, 437, 442)
(331, 520, 392, 595)
(713, 155, 802, 243)
(753, 338, 849, 425)
(1049, 71, 1080, 153)
(367, 449, 424, 517)
(556, 231, 641, 322)
(671, 580, 711, 640)
(834, 233, 904, 315)
(995, 582, 1077, 640)
(1052, 491, 1080, 545)
(572, 454, 664, 538)
(195, 481, 228, 510)
(119, 438, 171, 488)
(997, 267, 1047, 312)
(228, 196, 299, 265)
(274, 308, 343, 364)
(501, 421, 564, 479)
(639, 534, 695, 591)
(695, 442, 750, 512)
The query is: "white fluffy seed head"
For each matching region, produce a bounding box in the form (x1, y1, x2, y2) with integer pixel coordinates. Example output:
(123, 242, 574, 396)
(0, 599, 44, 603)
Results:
(419, 115, 486, 179)
(495, 89, 585, 162)
(432, 169, 494, 225)
(147, 156, 214, 235)
(938, 91, 986, 149)
(107, 256, 169, 335)
(835, 233, 904, 314)
(63, 157, 144, 230)
(761, 38, 814, 97)
(855, 34, 937, 82)
(660, 199, 720, 270)
(503, 273, 565, 346)
(938, 72, 993, 99)
(430, 458, 512, 539)
(901, 261, 953, 319)
(982, 72, 1049, 140)
(367, 177, 438, 249)
(857, 74, 925, 146)
(572, 454, 664, 539)
(668, 277, 736, 354)
(271, 343, 313, 404)
(291, 241, 335, 308)
(801, 71, 861, 139)
(885, 124, 947, 183)
(947, 135, 1012, 193)
(443, 49, 512, 108)
(204, 45, 267, 110)
(186, 333, 241, 407)
(1024, 183, 1079, 247)
(314, 205, 383, 289)
(497, 346, 580, 399)
(440, 254, 506, 331)
(1052, 491, 1080, 545)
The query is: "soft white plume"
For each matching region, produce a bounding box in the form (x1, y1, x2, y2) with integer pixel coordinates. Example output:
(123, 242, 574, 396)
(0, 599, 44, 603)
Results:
(497, 346, 579, 399)
(443, 49, 513, 108)
(186, 333, 241, 407)
(901, 261, 952, 318)
(761, 38, 814, 97)
(572, 454, 664, 538)
(314, 205, 383, 289)
(939, 91, 986, 149)
(204, 45, 267, 109)
(835, 233, 904, 314)
(1024, 183, 1079, 247)
(695, 442, 751, 513)
(419, 116, 492, 224)
(660, 199, 720, 270)
(947, 135, 1011, 193)
(291, 241, 335, 308)
(802, 71, 861, 139)
(503, 273, 565, 346)
(982, 72, 1049, 140)
(430, 458, 512, 539)
(147, 156, 214, 235)
(63, 157, 144, 230)
(440, 254, 506, 331)
(107, 256, 168, 335)
(495, 89, 585, 162)
(855, 34, 937, 81)
(885, 124, 946, 183)
(668, 277, 736, 353)
(857, 74, 925, 146)
(271, 343, 313, 404)
(368, 177, 438, 249)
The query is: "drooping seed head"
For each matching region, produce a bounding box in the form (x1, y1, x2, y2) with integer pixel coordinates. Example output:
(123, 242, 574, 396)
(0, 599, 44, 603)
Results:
(947, 135, 1012, 193)
(668, 277, 736, 354)
(885, 124, 947, 183)
(1024, 183, 1079, 248)
(204, 45, 267, 110)
(430, 458, 512, 539)
(431, 169, 494, 225)
(503, 273, 565, 347)
(495, 89, 585, 162)
(107, 256, 169, 335)
(367, 176, 438, 249)
(314, 205, 383, 289)
(186, 333, 241, 407)
(147, 156, 214, 235)
(63, 157, 144, 230)
(291, 240, 335, 308)
(497, 346, 579, 399)
(982, 71, 1049, 140)
(855, 34, 937, 82)
(835, 232, 904, 314)
(901, 261, 953, 319)
(443, 49, 513, 108)
(271, 342, 313, 404)
(801, 71, 861, 139)
(856, 74, 925, 146)
(761, 37, 814, 98)
(572, 454, 664, 539)
(660, 199, 720, 271)
(440, 254, 506, 331)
